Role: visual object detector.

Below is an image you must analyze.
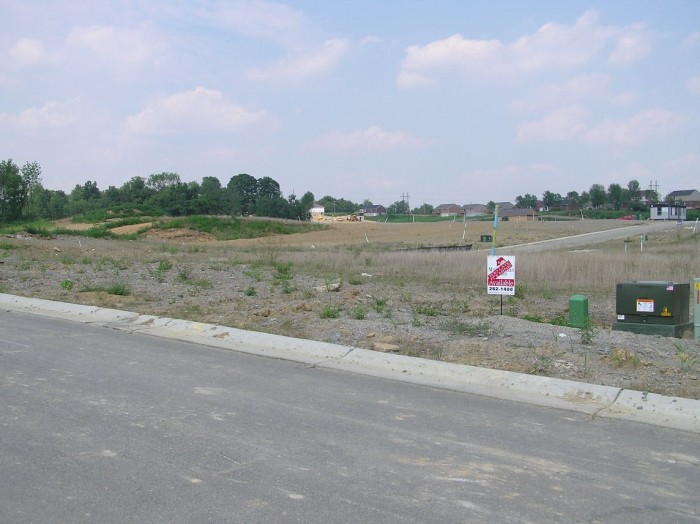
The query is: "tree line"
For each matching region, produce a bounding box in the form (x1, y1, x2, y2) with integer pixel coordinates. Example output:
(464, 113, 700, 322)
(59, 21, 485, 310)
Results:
(0, 157, 682, 224)
(0, 159, 336, 223)
(514, 180, 660, 212)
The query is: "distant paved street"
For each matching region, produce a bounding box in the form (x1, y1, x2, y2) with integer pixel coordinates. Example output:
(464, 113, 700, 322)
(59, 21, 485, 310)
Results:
(502, 220, 683, 253)
(1, 311, 698, 523)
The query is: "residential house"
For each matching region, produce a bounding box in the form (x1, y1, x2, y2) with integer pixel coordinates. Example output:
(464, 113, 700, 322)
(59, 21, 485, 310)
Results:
(310, 203, 325, 220)
(667, 189, 700, 209)
(650, 203, 687, 221)
(494, 202, 515, 211)
(462, 204, 487, 216)
(434, 203, 463, 217)
(500, 207, 539, 222)
(360, 205, 386, 217)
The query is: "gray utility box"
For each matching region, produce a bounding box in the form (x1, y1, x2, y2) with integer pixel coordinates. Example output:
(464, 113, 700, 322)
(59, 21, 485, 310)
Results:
(612, 281, 693, 338)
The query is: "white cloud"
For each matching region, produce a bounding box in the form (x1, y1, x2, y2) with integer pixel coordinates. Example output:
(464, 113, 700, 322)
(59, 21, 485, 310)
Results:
(0, 100, 74, 129)
(125, 87, 266, 135)
(663, 153, 700, 171)
(310, 126, 427, 152)
(510, 73, 610, 112)
(586, 108, 685, 146)
(609, 23, 652, 64)
(203, 0, 309, 50)
(398, 35, 502, 87)
(683, 31, 700, 48)
(359, 35, 382, 46)
(686, 76, 700, 95)
(246, 38, 349, 82)
(66, 25, 159, 64)
(516, 105, 589, 142)
(9, 38, 59, 66)
(398, 10, 653, 88)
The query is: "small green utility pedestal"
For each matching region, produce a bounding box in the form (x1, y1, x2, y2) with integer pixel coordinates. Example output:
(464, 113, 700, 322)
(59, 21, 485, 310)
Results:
(569, 295, 589, 328)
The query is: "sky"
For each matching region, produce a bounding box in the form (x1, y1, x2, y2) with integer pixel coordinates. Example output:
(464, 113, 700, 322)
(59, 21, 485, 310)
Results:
(1, 1, 699, 207)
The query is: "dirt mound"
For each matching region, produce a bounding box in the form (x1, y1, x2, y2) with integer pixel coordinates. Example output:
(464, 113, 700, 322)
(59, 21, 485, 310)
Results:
(145, 228, 216, 242)
(109, 222, 153, 235)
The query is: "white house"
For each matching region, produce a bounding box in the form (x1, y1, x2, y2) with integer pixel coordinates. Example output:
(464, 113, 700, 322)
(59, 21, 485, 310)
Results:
(649, 203, 687, 221)
(310, 203, 325, 220)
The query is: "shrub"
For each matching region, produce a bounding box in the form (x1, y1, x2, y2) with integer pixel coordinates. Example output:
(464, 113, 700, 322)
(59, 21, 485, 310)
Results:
(320, 304, 340, 319)
(107, 282, 130, 296)
(351, 307, 366, 320)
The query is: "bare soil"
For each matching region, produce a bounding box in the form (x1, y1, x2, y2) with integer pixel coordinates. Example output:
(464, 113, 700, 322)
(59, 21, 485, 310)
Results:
(2, 219, 698, 399)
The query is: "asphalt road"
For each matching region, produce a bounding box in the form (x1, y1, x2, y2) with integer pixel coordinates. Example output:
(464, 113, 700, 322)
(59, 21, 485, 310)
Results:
(500, 220, 684, 253)
(1, 311, 699, 523)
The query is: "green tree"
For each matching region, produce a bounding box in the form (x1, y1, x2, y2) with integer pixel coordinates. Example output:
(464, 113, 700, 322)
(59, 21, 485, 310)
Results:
(257, 176, 281, 200)
(486, 201, 496, 214)
(227, 174, 258, 215)
(589, 184, 606, 209)
(286, 191, 314, 220)
(34, 187, 68, 219)
(542, 190, 562, 210)
(20, 161, 42, 216)
(412, 203, 434, 215)
(300, 191, 315, 211)
(147, 172, 181, 192)
(192, 176, 224, 214)
(120, 176, 153, 204)
(387, 200, 410, 214)
(515, 193, 538, 208)
(627, 180, 641, 203)
(0, 159, 28, 222)
(607, 183, 624, 210)
(318, 195, 358, 214)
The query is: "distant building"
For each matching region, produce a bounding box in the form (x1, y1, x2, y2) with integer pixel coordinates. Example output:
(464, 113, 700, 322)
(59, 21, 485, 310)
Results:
(667, 189, 700, 209)
(500, 207, 538, 222)
(650, 203, 686, 221)
(494, 201, 515, 211)
(433, 204, 463, 217)
(462, 204, 487, 216)
(360, 205, 386, 217)
(310, 203, 325, 220)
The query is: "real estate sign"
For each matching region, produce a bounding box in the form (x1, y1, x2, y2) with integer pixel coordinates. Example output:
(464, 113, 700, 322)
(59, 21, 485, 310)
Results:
(487, 255, 516, 295)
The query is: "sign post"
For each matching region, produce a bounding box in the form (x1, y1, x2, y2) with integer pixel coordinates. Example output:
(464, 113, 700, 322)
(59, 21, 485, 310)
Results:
(694, 278, 700, 341)
(487, 255, 516, 314)
(491, 205, 499, 256)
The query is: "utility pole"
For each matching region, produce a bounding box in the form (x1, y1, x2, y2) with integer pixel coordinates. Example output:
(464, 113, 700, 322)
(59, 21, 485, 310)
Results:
(648, 180, 659, 202)
(401, 192, 410, 211)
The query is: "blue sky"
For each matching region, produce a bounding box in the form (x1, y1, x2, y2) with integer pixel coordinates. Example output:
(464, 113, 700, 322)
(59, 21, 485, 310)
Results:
(1, 1, 699, 207)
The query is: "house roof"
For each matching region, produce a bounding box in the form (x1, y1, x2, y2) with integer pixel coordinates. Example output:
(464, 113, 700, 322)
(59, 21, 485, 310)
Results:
(435, 203, 460, 209)
(668, 190, 698, 197)
(500, 207, 537, 217)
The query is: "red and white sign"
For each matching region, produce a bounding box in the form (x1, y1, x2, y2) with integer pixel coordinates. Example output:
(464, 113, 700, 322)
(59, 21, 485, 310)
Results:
(487, 256, 515, 295)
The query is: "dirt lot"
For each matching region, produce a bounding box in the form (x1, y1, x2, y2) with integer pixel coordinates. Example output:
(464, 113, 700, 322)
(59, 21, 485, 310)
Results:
(2, 219, 699, 399)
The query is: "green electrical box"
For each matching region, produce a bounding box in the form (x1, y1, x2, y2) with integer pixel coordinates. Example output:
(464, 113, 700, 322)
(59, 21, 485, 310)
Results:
(480, 234, 492, 242)
(569, 295, 589, 328)
(612, 281, 692, 338)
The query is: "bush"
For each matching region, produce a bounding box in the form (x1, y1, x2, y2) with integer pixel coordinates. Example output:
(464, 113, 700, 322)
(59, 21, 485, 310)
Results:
(320, 304, 340, 319)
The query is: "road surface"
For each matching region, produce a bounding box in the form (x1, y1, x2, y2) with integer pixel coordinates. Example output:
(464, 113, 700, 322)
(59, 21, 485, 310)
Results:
(1, 311, 698, 523)
(500, 220, 684, 253)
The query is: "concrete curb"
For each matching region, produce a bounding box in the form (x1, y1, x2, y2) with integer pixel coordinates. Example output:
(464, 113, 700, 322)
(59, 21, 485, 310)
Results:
(1, 293, 698, 434)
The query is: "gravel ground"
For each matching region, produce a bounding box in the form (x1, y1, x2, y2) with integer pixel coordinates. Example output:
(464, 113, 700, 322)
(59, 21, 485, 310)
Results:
(2, 231, 699, 399)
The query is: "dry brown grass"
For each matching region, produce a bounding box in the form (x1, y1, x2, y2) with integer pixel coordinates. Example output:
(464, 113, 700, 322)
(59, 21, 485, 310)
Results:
(276, 224, 699, 300)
